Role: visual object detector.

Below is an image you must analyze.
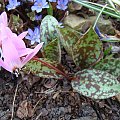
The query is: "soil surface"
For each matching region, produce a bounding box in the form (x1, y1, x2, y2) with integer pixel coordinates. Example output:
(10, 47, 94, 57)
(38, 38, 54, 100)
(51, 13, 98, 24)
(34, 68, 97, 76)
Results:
(0, 49, 120, 120)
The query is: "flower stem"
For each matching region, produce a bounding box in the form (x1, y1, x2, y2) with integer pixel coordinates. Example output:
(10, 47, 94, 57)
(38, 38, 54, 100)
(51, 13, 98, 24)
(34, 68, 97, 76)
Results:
(32, 57, 70, 80)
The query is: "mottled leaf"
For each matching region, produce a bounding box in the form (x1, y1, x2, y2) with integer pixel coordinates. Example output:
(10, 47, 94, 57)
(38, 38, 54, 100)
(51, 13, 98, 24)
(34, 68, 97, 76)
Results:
(72, 69, 120, 99)
(94, 57, 120, 77)
(58, 26, 80, 56)
(40, 15, 59, 46)
(44, 38, 61, 63)
(22, 58, 64, 79)
(72, 27, 103, 69)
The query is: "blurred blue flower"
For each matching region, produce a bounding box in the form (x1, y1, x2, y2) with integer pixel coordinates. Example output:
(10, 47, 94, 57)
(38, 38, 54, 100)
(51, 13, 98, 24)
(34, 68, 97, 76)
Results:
(27, 0, 34, 2)
(48, 0, 56, 2)
(35, 14, 42, 21)
(94, 26, 119, 41)
(56, 0, 69, 11)
(95, 26, 109, 40)
(25, 27, 41, 45)
(94, 26, 103, 39)
(6, 0, 20, 11)
(31, 0, 49, 13)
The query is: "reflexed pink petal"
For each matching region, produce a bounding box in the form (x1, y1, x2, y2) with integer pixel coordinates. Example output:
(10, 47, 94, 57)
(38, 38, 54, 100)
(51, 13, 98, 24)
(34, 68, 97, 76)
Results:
(12, 37, 26, 50)
(5, 27, 27, 50)
(2, 36, 21, 70)
(18, 31, 28, 39)
(0, 23, 7, 47)
(22, 42, 44, 66)
(0, 12, 8, 27)
(6, 27, 17, 38)
(18, 48, 33, 57)
(0, 59, 12, 72)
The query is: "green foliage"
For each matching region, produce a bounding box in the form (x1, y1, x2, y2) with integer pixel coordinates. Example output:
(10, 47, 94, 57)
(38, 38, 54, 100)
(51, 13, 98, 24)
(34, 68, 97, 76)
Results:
(9, 14, 23, 34)
(94, 56, 120, 77)
(40, 15, 59, 46)
(47, 2, 53, 16)
(43, 38, 61, 63)
(72, 27, 103, 69)
(72, 69, 120, 99)
(72, 0, 120, 19)
(22, 58, 64, 79)
(27, 12, 35, 21)
(58, 26, 80, 56)
(104, 46, 112, 56)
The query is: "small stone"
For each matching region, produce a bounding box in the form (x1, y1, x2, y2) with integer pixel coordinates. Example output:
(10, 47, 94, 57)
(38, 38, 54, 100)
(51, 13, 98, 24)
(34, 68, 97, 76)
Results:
(64, 14, 87, 29)
(41, 108, 48, 116)
(64, 15, 115, 35)
(68, 2, 82, 12)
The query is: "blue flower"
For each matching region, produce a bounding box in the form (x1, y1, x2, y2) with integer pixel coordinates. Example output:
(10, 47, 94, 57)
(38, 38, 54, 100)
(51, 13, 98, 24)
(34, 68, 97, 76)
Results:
(25, 27, 41, 45)
(35, 14, 42, 21)
(94, 26, 103, 39)
(48, 0, 56, 2)
(31, 0, 49, 13)
(56, 0, 69, 11)
(6, 0, 20, 11)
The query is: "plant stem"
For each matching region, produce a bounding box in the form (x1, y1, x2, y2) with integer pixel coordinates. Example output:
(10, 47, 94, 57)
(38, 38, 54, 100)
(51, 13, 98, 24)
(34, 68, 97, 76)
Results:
(11, 83, 19, 120)
(32, 57, 70, 80)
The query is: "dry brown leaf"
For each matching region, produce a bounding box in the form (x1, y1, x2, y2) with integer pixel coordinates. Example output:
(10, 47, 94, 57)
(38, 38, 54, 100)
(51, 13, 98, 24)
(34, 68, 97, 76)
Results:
(115, 94, 120, 103)
(16, 100, 34, 119)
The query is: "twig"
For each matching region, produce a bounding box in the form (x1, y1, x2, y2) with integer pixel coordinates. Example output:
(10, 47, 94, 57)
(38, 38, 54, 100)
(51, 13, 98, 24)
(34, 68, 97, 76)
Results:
(35, 112, 42, 120)
(93, 4, 108, 29)
(11, 83, 19, 120)
(33, 96, 46, 112)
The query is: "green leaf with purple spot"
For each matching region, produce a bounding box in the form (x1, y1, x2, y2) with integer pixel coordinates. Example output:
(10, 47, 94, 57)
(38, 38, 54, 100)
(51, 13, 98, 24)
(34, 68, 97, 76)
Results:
(58, 26, 80, 56)
(40, 15, 59, 46)
(94, 57, 120, 77)
(72, 27, 103, 69)
(43, 38, 61, 63)
(72, 69, 120, 99)
(22, 58, 64, 79)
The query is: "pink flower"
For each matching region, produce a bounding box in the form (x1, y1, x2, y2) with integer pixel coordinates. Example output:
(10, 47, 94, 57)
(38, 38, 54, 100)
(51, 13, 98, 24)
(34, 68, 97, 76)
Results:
(0, 33, 44, 73)
(0, 12, 33, 57)
(0, 12, 44, 73)
(0, 11, 8, 27)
